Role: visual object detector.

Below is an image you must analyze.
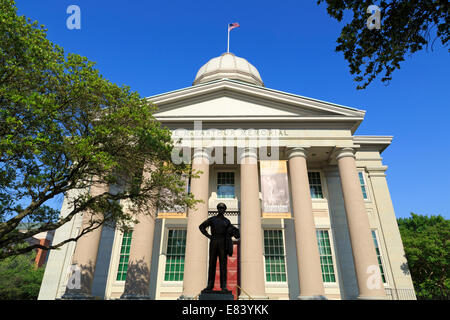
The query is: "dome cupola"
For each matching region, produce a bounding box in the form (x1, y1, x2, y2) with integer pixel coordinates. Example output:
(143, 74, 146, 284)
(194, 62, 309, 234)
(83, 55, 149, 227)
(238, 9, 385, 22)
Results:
(193, 52, 264, 86)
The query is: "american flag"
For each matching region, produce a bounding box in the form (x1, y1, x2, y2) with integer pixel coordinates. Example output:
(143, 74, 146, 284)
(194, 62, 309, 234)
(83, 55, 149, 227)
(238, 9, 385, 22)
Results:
(228, 22, 240, 31)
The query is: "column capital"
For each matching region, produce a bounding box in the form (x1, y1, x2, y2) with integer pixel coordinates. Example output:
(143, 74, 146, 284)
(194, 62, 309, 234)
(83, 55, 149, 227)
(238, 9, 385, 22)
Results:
(239, 147, 258, 164)
(366, 166, 388, 177)
(335, 147, 355, 160)
(192, 147, 210, 162)
(286, 147, 309, 160)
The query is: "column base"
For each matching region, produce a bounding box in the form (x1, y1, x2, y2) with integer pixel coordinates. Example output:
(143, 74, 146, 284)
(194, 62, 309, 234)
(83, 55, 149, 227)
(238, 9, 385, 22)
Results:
(120, 294, 153, 300)
(297, 295, 328, 300)
(60, 292, 96, 300)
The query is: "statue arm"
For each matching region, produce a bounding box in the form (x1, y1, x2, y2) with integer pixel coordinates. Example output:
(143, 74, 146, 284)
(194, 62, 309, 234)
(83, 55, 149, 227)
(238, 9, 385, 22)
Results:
(228, 224, 240, 239)
(199, 219, 212, 239)
(233, 227, 240, 240)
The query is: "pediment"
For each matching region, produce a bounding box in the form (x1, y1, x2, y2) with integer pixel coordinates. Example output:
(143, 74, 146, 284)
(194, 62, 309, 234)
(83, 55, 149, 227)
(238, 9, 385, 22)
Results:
(150, 79, 365, 124)
(154, 93, 334, 118)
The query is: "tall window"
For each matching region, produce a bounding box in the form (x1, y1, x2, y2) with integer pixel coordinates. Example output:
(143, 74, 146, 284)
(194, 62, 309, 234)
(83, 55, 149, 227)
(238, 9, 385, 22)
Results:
(217, 172, 235, 198)
(358, 172, 368, 199)
(116, 231, 133, 281)
(263, 229, 287, 282)
(308, 172, 323, 199)
(316, 230, 336, 283)
(164, 229, 187, 282)
(187, 176, 191, 194)
(371, 230, 387, 283)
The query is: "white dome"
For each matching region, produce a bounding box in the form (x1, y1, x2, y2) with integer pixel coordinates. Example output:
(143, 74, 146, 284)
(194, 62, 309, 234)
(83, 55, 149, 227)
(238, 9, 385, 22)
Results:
(193, 52, 264, 86)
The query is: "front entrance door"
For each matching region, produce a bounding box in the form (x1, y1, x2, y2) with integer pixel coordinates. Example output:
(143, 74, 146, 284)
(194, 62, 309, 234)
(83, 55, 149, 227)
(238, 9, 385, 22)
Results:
(213, 241, 240, 299)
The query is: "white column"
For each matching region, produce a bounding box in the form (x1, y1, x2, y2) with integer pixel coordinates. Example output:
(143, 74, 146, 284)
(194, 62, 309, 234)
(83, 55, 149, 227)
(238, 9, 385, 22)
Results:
(121, 164, 157, 299)
(287, 147, 326, 299)
(181, 148, 210, 298)
(239, 147, 266, 299)
(62, 181, 108, 299)
(121, 213, 156, 299)
(336, 147, 387, 299)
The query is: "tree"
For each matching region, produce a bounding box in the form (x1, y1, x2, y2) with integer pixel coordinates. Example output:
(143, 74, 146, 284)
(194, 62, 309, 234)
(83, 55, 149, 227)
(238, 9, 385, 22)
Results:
(0, 244, 45, 299)
(317, 0, 449, 89)
(397, 213, 450, 300)
(0, 0, 199, 260)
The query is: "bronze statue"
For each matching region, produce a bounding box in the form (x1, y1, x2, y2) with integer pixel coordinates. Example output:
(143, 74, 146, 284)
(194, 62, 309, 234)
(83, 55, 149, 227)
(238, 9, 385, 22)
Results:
(199, 203, 240, 293)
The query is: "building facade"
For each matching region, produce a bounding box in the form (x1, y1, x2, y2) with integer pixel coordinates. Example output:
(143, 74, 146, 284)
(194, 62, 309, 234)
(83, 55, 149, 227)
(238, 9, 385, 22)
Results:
(38, 53, 416, 300)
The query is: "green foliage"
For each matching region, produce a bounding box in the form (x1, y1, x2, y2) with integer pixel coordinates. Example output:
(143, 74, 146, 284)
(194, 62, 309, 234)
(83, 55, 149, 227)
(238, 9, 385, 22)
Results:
(0, 0, 200, 259)
(397, 213, 450, 300)
(0, 244, 44, 299)
(317, 0, 449, 89)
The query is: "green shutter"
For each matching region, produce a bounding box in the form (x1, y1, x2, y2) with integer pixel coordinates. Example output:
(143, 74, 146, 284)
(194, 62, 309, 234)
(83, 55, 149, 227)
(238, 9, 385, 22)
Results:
(316, 230, 336, 283)
(263, 230, 287, 283)
(164, 229, 187, 282)
(116, 231, 133, 281)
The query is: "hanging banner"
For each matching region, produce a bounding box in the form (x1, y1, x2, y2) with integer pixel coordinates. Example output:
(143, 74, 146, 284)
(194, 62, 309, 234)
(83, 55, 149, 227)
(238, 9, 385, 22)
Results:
(260, 160, 291, 218)
(157, 175, 189, 219)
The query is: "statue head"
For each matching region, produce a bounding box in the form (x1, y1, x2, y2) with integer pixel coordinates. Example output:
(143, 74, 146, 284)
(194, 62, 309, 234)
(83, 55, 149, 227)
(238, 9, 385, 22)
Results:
(217, 202, 227, 215)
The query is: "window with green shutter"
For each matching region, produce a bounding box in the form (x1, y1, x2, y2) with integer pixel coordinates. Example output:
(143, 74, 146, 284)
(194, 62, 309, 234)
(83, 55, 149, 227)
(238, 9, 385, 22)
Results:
(164, 229, 187, 282)
(308, 172, 324, 199)
(371, 230, 387, 283)
(116, 231, 133, 281)
(263, 229, 287, 282)
(316, 230, 336, 282)
(358, 172, 368, 199)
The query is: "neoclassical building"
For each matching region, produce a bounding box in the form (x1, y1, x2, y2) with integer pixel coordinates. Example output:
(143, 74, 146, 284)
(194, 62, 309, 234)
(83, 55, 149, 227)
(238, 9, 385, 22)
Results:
(38, 53, 416, 300)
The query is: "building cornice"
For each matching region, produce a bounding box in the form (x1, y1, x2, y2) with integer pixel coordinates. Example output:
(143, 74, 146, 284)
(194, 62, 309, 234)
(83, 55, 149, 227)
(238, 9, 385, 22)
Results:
(353, 136, 393, 153)
(149, 79, 366, 134)
(149, 79, 366, 118)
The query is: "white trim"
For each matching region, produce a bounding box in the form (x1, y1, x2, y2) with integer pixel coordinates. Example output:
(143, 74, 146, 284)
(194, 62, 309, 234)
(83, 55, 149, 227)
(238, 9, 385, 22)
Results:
(155, 220, 188, 299)
(154, 116, 365, 123)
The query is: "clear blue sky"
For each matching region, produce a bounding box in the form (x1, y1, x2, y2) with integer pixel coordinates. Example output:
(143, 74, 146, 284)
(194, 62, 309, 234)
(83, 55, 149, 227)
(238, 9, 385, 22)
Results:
(15, 0, 449, 219)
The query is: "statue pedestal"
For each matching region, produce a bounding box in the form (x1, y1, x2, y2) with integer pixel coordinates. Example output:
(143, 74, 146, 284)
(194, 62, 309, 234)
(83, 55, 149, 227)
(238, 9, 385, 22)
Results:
(199, 289, 234, 300)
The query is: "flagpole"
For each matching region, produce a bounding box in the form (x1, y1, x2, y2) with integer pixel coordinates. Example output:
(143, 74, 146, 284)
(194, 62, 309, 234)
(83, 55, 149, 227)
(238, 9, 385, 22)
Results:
(227, 25, 230, 53)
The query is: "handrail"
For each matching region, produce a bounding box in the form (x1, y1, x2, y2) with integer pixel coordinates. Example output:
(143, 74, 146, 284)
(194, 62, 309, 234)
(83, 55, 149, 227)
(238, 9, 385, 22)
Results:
(236, 285, 254, 300)
(385, 288, 417, 300)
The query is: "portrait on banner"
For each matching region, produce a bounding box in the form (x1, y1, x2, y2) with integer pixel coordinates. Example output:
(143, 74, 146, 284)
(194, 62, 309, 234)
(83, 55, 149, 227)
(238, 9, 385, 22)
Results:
(260, 161, 291, 218)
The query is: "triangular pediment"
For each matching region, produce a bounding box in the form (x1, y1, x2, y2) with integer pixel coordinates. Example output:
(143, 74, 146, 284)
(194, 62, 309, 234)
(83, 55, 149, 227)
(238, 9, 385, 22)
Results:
(150, 79, 365, 125)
